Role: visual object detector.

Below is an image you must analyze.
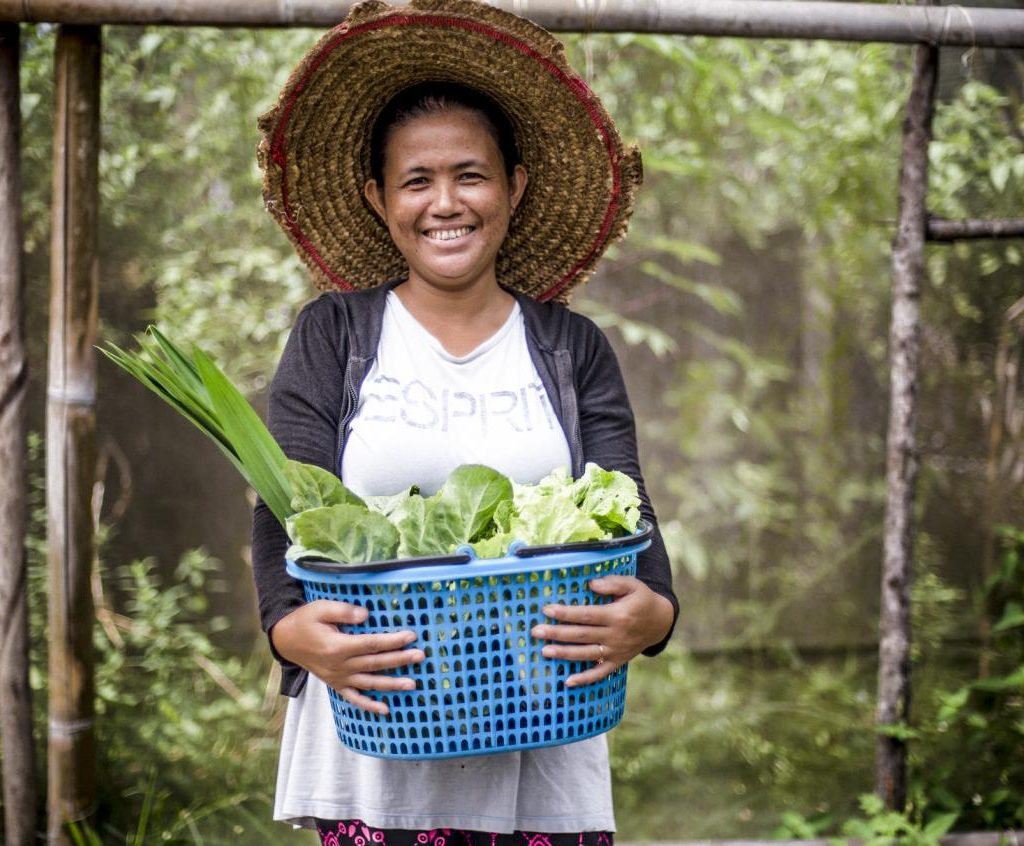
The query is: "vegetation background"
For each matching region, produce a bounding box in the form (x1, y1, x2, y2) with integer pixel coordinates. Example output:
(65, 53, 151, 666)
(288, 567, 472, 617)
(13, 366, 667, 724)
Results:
(6, 12, 1024, 844)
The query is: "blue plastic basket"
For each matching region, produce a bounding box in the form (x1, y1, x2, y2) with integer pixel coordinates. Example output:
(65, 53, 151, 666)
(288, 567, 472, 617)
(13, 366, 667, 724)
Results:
(285, 524, 652, 760)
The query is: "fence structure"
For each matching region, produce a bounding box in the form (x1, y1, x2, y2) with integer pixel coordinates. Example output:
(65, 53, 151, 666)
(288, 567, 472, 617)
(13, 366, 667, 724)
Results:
(1, 1, 1024, 843)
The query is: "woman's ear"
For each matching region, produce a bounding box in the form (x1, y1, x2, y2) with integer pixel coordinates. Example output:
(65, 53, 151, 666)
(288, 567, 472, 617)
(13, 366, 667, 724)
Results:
(509, 164, 528, 214)
(364, 179, 387, 223)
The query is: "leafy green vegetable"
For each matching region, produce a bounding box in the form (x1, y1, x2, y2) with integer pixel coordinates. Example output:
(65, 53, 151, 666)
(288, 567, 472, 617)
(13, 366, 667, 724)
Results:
(387, 465, 512, 559)
(285, 462, 641, 563)
(102, 327, 643, 566)
(285, 505, 399, 564)
(365, 487, 419, 517)
(390, 495, 435, 559)
(283, 460, 365, 512)
(432, 465, 514, 545)
(509, 482, 604, 547)
(573, 462, 641, 535)
(100, 327, 293, 525)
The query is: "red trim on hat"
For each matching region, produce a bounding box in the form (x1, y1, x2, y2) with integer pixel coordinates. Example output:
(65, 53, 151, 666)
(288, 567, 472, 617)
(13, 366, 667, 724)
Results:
(270, 12, 623, 300)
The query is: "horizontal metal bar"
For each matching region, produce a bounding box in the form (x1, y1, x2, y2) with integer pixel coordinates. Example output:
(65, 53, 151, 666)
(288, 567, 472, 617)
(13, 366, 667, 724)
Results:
(1, 0, 1024, 47)
(927, 217, 1024, 241)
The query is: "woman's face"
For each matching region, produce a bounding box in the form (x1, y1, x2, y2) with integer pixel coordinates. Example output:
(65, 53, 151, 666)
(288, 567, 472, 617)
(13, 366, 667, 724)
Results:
(364, 108, 528, 296)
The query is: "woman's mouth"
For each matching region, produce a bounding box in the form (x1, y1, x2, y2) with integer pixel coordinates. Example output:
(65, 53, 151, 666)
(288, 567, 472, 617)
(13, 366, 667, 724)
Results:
(424, 226, 474, 242)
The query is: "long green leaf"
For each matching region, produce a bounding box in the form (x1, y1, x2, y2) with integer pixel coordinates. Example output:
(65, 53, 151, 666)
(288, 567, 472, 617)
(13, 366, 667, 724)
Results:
(192, 348, 292, 524)
(99, 343, 234, 455)
(100, 328, 293, 525)
(147, 327, 208, 399)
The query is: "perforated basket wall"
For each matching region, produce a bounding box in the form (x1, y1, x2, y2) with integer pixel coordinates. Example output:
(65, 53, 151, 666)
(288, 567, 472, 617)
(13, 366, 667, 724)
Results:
(287, 542, 646, 760)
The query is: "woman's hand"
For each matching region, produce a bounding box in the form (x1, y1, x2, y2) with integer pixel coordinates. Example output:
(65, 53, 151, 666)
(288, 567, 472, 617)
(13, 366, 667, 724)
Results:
(270, 600, 425, 715)
(530, 576, 674, 688)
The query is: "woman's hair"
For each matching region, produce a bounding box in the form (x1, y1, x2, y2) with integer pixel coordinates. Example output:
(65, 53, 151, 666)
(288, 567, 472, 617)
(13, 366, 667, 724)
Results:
(369, 81, 521, 185)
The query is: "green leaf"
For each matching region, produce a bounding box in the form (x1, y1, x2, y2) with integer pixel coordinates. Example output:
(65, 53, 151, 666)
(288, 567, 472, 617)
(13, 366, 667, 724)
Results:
(100, 328, 294, 524)
(283, 460, 365, 515)
(365, 486, 419, 518)
(573, 462, 642, 534)
(390, 496, 435, 559)
(511, 483, 605, 546)
(193, 347, 292, 525)
(937, 686, 970, 722)
(431, 465, 514, 545)
(972, 664, 1024, 692)
(874, 721, 920, 741)
(993, 600, 1024, 632)
(471, 532, 514, 559)
(923, 812, 958, 839)
(286, 505, 398, 564)
(991, 159, 1011, 193)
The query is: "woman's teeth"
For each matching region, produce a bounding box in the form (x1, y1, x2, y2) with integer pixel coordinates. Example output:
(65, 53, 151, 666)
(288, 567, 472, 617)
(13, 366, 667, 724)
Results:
(426, 227, 473, 241)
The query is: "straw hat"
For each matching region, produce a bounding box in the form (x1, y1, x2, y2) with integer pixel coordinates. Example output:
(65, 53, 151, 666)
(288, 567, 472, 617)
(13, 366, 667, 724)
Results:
(257, 0, 642, 303)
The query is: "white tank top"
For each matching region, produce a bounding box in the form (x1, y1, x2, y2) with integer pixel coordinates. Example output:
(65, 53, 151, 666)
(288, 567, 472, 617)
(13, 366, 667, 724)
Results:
(274, 292, 614, 833)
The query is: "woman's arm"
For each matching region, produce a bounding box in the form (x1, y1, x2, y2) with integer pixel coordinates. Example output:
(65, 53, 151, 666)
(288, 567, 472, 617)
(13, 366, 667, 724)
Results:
(252, 296, 348, 652)
(252, 295, 423, 704)
(532, 314, 679, 683)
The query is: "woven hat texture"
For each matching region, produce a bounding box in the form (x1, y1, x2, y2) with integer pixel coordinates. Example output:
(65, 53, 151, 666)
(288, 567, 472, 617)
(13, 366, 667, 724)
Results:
(257, 0, 642, 302)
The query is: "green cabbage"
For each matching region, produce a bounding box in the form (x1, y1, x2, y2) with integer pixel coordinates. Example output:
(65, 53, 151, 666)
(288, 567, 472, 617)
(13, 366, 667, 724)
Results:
(284, 460, 641, 566)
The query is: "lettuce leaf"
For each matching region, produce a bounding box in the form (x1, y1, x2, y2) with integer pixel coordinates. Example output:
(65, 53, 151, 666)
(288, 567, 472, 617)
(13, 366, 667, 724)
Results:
(390, 465, 512, 558)
(433, 465, 513, 544)
(286, 504, 398, 564)
(572, 462, 641, 535)
(283, 460, 364, 514)
(390, 495, 435, 559)
(510, 482, 605, 546)
(365, 486, 418, 517)
(285, 462, 640, 565)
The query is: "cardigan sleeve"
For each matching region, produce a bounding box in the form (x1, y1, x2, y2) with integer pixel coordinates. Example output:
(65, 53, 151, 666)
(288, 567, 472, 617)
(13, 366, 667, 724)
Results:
(571, 313, 679, 656)
(251, 294, 349, 693)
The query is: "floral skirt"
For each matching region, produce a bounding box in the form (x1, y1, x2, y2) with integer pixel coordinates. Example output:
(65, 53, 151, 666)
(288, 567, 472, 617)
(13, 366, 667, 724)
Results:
(314, 820, 614, 846)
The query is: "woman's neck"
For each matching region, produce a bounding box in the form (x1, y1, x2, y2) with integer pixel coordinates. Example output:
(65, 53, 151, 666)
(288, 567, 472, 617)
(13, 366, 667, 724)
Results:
(394, 279, 515, 357)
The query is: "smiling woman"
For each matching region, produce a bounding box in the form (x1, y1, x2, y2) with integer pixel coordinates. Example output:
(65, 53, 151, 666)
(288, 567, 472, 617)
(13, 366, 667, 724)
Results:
(361, 96, 529, 349)
(251, 0, 677, 842)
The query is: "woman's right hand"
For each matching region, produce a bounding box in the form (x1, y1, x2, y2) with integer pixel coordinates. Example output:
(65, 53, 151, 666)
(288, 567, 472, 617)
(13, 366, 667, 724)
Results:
(270, 600, 424, 715)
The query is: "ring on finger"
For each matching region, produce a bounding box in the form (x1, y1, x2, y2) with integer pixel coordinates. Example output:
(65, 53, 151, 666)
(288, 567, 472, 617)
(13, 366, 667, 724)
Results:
(596, 643, 606, 665)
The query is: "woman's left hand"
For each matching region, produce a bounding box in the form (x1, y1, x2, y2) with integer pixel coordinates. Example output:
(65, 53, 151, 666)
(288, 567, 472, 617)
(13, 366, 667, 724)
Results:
(530, 576, 675, 687)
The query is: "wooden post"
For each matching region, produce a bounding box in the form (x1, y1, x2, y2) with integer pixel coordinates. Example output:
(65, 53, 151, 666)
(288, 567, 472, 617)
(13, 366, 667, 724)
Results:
(0, 22, 39, 846)
(876, 15, 938, 810)
(47, 24, 101, 844)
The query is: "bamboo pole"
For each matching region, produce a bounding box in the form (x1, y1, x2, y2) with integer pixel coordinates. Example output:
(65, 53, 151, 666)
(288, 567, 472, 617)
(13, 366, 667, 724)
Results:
(1, 0, 1024, 46)
(927, 218, 1024, 242)
(876, 7, 939, 810)
(0, 22, 39, 846)
(47, 24, 101, 845)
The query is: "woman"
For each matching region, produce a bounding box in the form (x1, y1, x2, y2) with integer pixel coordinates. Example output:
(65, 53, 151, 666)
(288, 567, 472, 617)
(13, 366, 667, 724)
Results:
(253, 1, 678, 841)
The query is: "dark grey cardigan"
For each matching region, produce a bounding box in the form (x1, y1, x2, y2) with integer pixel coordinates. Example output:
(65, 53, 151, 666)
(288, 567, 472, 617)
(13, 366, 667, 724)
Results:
(252, 280, 679, 696)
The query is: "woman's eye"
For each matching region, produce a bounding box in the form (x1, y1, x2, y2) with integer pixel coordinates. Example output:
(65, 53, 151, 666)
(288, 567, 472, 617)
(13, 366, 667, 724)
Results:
(402, 177, 429, 189)
(459, 172, 485, 182)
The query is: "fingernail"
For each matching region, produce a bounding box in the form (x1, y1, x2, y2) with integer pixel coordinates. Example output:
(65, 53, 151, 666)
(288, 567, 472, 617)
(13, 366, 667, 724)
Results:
(532, 626, 547, 638)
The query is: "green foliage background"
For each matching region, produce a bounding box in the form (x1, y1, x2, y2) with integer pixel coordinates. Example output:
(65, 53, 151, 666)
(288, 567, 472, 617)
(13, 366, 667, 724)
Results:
(9, 20, 1024, 844)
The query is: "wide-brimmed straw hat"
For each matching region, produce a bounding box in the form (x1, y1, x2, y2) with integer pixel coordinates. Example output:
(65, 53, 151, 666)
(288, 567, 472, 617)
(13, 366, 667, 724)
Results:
(257, 0, 642, 303)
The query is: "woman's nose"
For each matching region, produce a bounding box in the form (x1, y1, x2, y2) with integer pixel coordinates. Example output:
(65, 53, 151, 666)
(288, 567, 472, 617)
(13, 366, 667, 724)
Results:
(430, 180, 461, 215)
